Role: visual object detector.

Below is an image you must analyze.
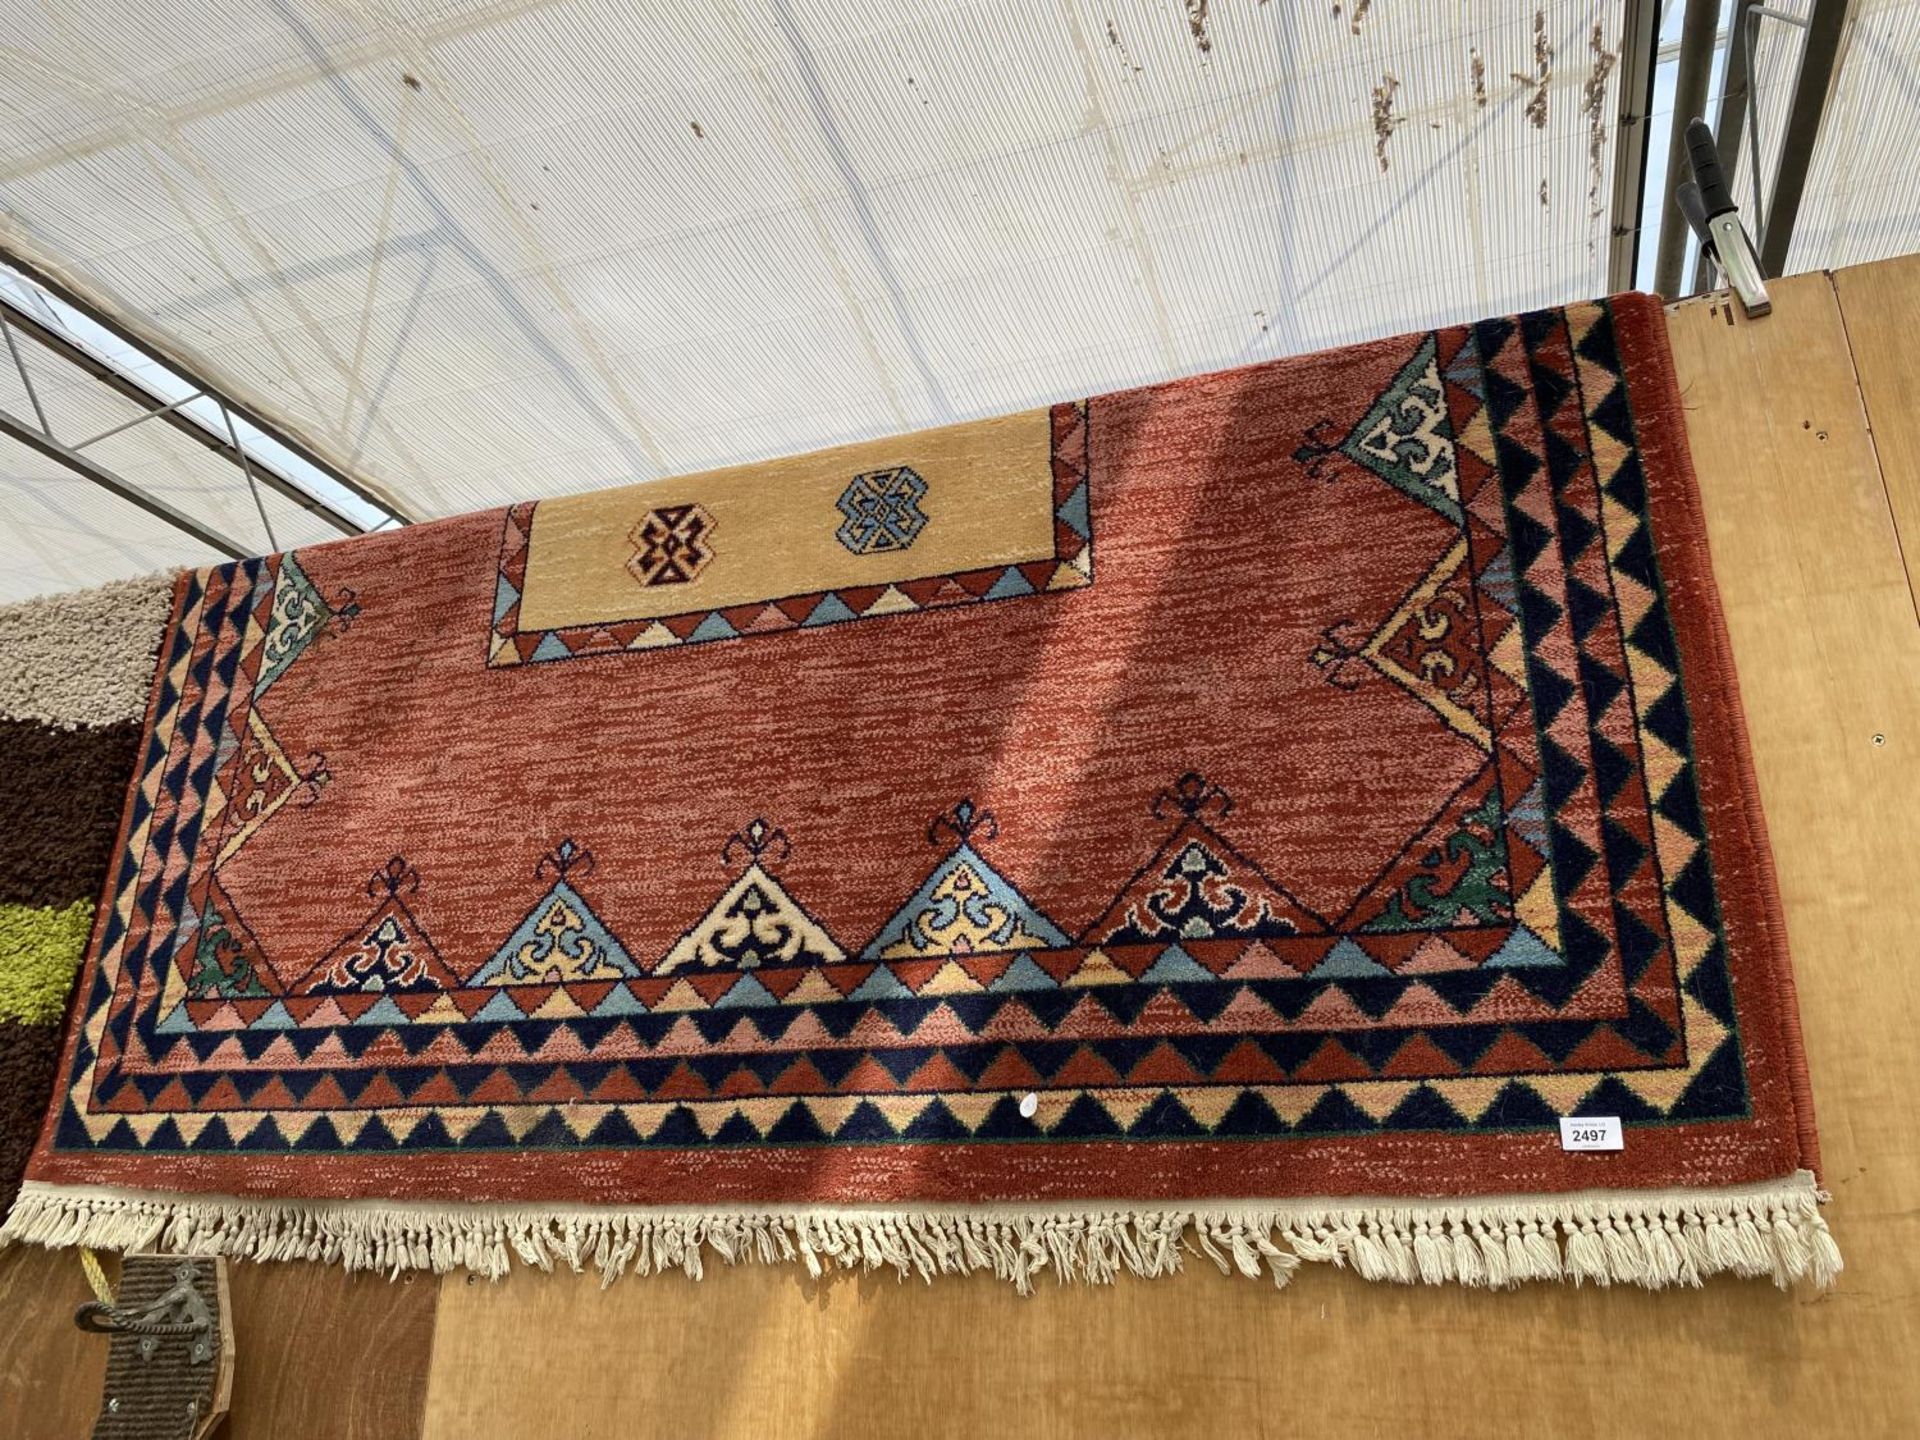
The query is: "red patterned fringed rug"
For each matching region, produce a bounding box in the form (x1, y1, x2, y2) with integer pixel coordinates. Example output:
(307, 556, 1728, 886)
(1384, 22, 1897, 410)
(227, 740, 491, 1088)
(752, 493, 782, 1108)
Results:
(3, 295, 1837, 1292)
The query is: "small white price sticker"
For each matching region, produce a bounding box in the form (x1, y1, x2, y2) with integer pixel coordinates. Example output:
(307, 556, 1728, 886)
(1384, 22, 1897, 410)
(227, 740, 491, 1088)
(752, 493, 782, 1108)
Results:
(1559, 1116, 1624, 1152)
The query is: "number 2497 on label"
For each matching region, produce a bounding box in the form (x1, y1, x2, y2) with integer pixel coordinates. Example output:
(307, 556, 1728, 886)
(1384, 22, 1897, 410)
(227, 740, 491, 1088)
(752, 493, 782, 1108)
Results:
(1558, 1116, 1625, 1151)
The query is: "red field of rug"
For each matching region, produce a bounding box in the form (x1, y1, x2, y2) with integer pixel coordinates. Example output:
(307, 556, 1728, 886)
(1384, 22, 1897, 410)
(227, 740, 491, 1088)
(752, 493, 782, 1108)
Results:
(3, 294, 1835, 1291)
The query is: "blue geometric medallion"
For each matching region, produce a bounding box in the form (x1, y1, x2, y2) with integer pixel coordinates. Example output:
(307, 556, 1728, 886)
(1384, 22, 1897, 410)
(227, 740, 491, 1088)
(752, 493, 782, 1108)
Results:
(836, 466, 929, 555)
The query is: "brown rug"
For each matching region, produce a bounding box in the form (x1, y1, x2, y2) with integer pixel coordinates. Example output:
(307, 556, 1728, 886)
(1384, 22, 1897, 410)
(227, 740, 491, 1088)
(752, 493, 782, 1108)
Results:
(0, 577, 173, 1216)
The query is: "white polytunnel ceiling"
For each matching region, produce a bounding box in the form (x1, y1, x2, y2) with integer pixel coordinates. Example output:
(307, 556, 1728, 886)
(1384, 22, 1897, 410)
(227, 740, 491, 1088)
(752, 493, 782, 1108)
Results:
(1760, 0, 1920, 274)
(0, 0, 1690, 600)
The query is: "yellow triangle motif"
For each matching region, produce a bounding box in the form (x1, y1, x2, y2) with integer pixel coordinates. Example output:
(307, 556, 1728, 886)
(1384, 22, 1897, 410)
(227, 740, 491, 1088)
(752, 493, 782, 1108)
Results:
(1261, 1085, 1328, 1126)
(220, 1111, 268, 1145)
(624, 1103, 677, 1140)
(1456, 407, 1498, 465)
(330, 1112, 373, 1147)
(531, 988, 587, 1020)
(652, 979, 710, 1012)
(733, 1098, 792, 1136)
(656, 862, 844, 974)
(1424, 1077, 1506, 1123)
(169, 1113, 216, 1146)
(1514, 873, 1561, 952)
(418, 993, 466, 1024)
(561, 1104, 612, 1141)
(863, 585, 920, 616)
(1519, 1074, 1599, 1113)
(870, 1095, 935, 1132)
(782, 969, 850, 1005)
(938, 1094, 998, 1132)
(628, 622, 679, 650)
(801, 1096, 866, 1135)
(1357, 537, 1491, 750)
(919, 960, 986, 995)
(1064, 949, 1130, 987)
(691, 1103, 739, 1140)
(436, 1107, 491, 1143)
(1343, 1081, 1418, 1122)
(272, 1111, 319, 1145)
(216, 710, 320, 865)
(1091, 1088, 1157, 1131)
(1173, 1087, 1238, 1130)
(1489, 620, 1529, 687)
(497, 1107, 551, 1142)
(122, 1114, 171, 1143)
(383, 1112, 425, 1145)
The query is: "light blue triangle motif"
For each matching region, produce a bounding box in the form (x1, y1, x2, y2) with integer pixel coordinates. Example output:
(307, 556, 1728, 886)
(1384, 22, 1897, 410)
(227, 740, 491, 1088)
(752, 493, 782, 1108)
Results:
(493, 573, 521, 624)
(1485, 926, 1562, 969)
(530, 632, 573, 663)
(715, 974, 779, 1008)
(1308, 937, 1393, 978)
(1442, 331, 1484, 397)
(591, 984, 650, 1017)
(802, 593, 859, 627)
(1140, 944, 1213, 984)
(860, 842, 1070, 960)
(472, 878, 642, 984)
(850, 966, 915, 1000)
(687, 612, 738, 644)
(988, 954, 1059, 992)
(983, 567, 1034, 601)
(358, 994, 411, 1027)
(1055, 483, 1090, 540)
(474, 989, 525, 1022)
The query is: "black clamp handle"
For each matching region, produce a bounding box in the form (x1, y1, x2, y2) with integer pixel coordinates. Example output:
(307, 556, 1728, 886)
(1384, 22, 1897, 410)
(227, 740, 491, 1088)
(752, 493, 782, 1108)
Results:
(1685, 119, 1734, 219)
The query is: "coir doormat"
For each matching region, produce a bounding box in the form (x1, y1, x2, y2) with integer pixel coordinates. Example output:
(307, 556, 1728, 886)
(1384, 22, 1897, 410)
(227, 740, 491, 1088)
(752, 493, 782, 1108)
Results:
(3, 296, 1837, 1292)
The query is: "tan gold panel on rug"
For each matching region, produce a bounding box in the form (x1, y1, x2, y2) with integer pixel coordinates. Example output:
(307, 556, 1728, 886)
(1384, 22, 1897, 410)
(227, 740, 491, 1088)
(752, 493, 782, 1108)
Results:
(516, 406, 1057, 630)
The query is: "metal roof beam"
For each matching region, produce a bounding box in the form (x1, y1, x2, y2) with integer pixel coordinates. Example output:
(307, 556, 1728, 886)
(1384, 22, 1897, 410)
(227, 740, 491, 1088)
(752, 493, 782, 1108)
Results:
(1607, 0, 1663, 293)
(0, 406, 248, 560)
(1653, 0, 1724, 298)
(0, 247, 410, 536)
(1759, 0, 1852, 277)
(1693, 0, 1761, 295)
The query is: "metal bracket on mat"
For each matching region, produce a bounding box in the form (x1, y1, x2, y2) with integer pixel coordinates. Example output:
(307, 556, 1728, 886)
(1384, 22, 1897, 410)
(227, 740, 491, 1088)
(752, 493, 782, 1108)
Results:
(75, 1254, 234, 1440)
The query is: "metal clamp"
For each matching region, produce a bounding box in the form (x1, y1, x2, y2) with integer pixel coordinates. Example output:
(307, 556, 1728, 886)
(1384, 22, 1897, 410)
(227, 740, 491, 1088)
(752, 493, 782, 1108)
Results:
(1676, 119, 1772, 318)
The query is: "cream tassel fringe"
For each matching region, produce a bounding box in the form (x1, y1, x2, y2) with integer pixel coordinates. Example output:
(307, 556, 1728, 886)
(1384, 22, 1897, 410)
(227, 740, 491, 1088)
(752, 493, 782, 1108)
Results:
(0, 1171, 1839, 1296)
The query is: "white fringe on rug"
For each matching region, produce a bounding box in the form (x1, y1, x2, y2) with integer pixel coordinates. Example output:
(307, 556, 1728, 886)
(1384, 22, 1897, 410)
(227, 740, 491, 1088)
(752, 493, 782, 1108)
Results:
(1, 1171, 1839, 1295)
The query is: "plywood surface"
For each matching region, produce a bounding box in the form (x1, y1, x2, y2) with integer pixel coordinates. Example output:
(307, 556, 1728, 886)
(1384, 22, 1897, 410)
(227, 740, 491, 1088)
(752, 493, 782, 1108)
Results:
(0, 1246, 108, 1439)
(218, 1263, 435, 1440)
(1833, 253, 1920, 616)
(3, 264, 1918, 1440)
